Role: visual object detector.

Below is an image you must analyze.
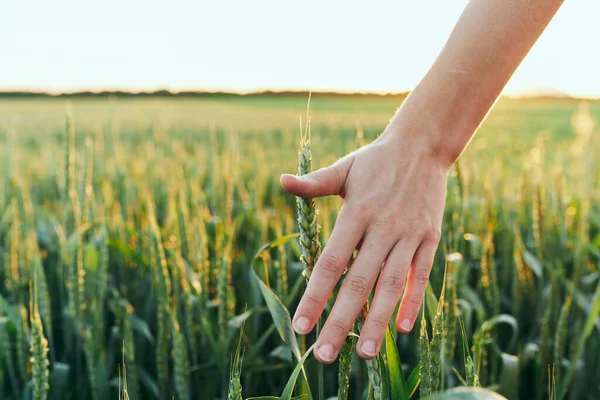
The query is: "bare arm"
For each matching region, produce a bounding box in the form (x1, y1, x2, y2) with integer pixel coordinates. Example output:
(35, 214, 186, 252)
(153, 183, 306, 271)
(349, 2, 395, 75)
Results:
(281, 0, 564, 364)
(398, 0, 565, 166)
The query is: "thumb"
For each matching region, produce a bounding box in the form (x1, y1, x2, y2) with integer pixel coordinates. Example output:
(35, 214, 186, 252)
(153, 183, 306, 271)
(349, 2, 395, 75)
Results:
(280, 157, 352, 198)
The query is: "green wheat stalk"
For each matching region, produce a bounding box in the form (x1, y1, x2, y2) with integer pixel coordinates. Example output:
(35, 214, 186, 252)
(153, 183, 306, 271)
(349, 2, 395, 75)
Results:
(123, 304, 140, 400)
(29, 277, 50, 400)
(148, 196, 172, 398)
(553, 292, 571, 381)
(296, 114, 321, 276)
(8, 198, 22, 298)
(480, 229, 499, 316)
(172, 312, 190, 400)
(83, 328, 100, 400)
(295, 96, 325, 400)
(419, 308, 432, 397)
(228, 322, 245, 400)
(80, 138, 94, 226)
(29, 235, 54, 361)
(337, 330, 356, 400)
(96, 226, 109, 343)
(16, 305, 28, 384)
(539, 273, 557, 381)
(444, 254, 461, 365)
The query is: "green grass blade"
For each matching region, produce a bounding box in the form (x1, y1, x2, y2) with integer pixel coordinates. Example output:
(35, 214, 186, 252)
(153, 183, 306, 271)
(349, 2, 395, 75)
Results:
(424, 283, 438, 320)
(251, 268, 302, 361)
(522, 250, 543, 279)
(497, 352, 519, 400)
(406, 363, 421, 398)
(280, 343, 317, 400)
(384, 327, 408, 400)
(379, 354, 390, 400)
(252, 233, 300, 260)
(559, 281, 600, 399)
(251, 267, 313, 399)
(476, 314, 519, 352)
(580, 281, 600, 342)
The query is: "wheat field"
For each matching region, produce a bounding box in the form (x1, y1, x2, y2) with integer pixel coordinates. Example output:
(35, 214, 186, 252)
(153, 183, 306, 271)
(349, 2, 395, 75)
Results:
(0, 94, 599, 400)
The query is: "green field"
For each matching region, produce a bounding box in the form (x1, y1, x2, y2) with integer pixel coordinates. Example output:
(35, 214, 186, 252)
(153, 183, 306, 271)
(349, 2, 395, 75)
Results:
(0, 95, 599, 400)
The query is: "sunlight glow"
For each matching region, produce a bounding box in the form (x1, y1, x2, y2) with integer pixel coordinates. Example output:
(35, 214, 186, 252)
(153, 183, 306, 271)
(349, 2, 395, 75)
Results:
(1, 0, 599, 97)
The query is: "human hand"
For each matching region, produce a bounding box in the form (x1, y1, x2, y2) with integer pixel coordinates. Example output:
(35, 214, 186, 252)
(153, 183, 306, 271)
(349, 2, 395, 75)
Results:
(280, 117, 450, 363)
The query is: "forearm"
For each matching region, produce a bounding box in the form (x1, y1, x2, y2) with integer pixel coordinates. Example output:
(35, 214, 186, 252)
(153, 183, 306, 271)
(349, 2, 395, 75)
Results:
(391, 0, 564, 166)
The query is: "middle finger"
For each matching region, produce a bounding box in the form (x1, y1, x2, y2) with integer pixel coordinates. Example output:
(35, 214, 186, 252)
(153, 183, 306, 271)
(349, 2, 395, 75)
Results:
(314, 232, 395, 363)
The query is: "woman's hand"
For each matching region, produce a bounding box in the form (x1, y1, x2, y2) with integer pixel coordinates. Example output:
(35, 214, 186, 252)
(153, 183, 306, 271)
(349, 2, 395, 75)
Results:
(280, 0, 563, 365)
(280, 118, 450, 363)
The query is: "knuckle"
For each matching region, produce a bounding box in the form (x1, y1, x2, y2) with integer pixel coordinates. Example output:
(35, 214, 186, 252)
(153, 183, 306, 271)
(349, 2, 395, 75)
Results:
(415, 269, 431, 285)
(328, 318, 350, 337)
(303, 292, 324, 309)
(397, 219, 419, 240)
(368, 314, 389, 330)
(424, 222, 442, 242)
(408, 296, 423, 309)
(347, 201, 371, 222)
(343, 275, 370, 299)
(373, 213, 397, 236)
(382, 275, 406, 293)
(317, 253, 345, 278)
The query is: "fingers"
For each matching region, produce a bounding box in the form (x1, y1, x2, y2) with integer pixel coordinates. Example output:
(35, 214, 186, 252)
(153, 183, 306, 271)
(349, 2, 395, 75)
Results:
(396, 238, 440, 333)
(292, 206, 364, 336)
(355, 239, 419, 359)
(314, 233, 395, 364)
(280, 157, 352, 198)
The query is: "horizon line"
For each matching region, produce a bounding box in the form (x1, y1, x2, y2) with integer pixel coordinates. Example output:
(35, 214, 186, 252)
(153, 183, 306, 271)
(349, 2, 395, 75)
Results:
(1, 88, 599, 101)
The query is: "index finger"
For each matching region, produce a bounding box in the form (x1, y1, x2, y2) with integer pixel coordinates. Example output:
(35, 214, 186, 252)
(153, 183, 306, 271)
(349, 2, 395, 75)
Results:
(292, 207, 365, 335)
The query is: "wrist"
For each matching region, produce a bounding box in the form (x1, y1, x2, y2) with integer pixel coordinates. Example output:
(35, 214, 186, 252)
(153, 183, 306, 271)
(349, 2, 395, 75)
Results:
(386, 68, 489, 168)
(378, 114, 453, 174)
(381, 106, 461, 171)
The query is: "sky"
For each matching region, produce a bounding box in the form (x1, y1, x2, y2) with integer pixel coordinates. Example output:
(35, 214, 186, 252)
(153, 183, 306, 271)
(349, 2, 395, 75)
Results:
(1, 0, 599, 97)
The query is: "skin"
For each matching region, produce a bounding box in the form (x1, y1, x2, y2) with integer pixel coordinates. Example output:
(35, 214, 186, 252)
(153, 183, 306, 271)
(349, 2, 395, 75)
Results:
(281, 0, 565, 364)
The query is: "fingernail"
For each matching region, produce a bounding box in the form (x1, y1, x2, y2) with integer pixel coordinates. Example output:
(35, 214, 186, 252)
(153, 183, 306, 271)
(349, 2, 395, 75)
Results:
(361, 340, 377, 357)
(400, 318, 411, 332)
(317, 344, 337, 363)
(293, 317, 310, 334)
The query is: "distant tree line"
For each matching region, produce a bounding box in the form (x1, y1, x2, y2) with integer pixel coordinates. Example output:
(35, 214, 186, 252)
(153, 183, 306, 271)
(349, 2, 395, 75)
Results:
(0, 90, 589, 101)
(0, 90, 411, 99)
